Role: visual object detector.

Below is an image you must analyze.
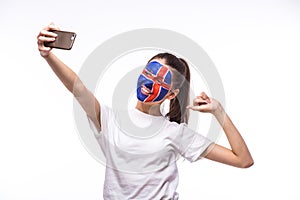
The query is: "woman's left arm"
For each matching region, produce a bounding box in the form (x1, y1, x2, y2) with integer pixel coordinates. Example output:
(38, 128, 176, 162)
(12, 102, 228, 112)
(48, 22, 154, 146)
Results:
(187, 92, 254, 168)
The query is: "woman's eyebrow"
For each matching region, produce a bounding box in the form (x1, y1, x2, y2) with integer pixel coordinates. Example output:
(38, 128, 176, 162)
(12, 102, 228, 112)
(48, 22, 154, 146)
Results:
(145, 67, 154, 74)
(155, 75, 164, 79)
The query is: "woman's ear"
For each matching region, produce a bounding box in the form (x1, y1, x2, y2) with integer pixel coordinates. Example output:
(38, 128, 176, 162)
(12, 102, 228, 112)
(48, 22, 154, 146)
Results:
(167, 89, 179, 100)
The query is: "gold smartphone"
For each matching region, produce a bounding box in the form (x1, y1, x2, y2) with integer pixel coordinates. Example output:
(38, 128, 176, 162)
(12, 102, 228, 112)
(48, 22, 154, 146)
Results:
(44, 30, 76, 50)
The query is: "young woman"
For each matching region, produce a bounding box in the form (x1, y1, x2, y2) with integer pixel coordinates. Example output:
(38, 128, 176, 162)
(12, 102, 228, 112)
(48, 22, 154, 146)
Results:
(37, 23, 253, 200)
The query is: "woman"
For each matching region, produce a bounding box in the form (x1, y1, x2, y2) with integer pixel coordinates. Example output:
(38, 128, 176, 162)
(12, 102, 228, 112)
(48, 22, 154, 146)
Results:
(37, 23, 253, 200)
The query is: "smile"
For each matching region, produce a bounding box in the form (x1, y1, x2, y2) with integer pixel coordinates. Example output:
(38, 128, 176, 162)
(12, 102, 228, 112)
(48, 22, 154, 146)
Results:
(141, 85, 152, 95)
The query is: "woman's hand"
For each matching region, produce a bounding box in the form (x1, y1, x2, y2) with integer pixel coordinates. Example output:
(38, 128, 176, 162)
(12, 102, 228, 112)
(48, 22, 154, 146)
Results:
(187, 92, 222, 115)
(37, 23, 59, 57)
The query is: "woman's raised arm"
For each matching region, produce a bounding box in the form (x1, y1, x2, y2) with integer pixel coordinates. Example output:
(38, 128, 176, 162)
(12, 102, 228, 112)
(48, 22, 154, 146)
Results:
(37, 23, 101, 131)
(187, 92, 254, 168)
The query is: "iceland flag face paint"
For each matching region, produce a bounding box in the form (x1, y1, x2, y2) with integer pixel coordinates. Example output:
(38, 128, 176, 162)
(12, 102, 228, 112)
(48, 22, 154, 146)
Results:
(136, 61, 172, 102)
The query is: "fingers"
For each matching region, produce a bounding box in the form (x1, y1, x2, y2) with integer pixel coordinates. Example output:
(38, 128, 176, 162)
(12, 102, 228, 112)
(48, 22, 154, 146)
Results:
(37, 27, 58, 41)
(38, 42, 51, 51)
(187, 103, 211, 113)
(186, 92, 211, 112)
(38, 35, 55, 43)
(199, 92, 211, 103)
(193, 98, 208, 106)
(37, 22, 59, 57)
(186, 98, 207, 111)
(195, 92, 211, 105)
(37, 22, 59, 40)
(37, 35, 54, 50)
(200, 92, 209, 99)
(40, 29, 58, 37)
(42, 22, 60, 31)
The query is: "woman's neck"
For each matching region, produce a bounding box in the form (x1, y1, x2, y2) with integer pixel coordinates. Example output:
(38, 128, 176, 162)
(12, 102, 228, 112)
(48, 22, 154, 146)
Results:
(135, 101, 162, 116)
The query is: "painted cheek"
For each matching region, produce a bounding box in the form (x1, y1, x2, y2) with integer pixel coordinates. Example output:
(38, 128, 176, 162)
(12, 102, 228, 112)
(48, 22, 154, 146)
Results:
(144, 83, 160, 102)
(136, 75, 154, 102)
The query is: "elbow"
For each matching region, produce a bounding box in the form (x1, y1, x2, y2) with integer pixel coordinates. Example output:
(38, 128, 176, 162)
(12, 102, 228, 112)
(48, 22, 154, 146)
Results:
(239, 158, 254, 168)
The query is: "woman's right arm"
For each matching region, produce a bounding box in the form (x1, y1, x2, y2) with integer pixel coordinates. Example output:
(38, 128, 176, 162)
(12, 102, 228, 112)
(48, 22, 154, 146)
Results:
(37, 23, 101, 131)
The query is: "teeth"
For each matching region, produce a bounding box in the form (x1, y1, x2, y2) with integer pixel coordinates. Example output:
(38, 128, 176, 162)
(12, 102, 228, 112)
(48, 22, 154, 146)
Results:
(142, 87, 149, 94)
(141, 86, 152, 95)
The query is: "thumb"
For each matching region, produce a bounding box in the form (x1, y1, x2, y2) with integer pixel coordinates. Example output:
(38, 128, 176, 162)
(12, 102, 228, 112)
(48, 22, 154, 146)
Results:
(186, 105, 200, 111)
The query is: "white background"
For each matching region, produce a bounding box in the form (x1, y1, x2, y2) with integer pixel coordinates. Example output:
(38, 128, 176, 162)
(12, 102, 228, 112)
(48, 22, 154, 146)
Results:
(1, 0, 300, 199)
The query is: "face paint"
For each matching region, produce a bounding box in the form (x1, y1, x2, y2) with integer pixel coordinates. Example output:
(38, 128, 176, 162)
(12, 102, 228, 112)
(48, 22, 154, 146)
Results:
(136, 61, 172, 102)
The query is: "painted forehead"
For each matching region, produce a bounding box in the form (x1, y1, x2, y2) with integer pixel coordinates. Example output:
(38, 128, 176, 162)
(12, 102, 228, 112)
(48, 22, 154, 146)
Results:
(145, 61, 172, 85)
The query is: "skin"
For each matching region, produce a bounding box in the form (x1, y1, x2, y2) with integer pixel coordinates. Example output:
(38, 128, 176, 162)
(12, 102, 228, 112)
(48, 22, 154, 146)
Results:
(37, 23, 254, 168)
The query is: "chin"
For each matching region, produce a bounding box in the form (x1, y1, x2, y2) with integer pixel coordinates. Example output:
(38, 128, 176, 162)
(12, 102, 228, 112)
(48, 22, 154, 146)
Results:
(139, 99, 164, 105)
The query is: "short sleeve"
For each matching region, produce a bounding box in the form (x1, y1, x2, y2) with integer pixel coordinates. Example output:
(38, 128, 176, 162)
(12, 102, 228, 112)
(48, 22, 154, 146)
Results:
(177, 124, 213, 162)
(87, 104, 111, 138)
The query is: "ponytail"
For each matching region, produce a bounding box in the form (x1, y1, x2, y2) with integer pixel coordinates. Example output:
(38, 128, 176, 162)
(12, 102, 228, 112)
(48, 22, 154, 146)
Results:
(148, 53, 191, 124)
(167, 58, 190, 124)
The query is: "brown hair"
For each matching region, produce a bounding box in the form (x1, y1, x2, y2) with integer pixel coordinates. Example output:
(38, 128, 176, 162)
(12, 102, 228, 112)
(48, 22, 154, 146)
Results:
(148, 52, 191, 124)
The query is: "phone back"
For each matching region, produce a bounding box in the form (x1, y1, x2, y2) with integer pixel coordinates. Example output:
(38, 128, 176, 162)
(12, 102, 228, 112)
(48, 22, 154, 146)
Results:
(44, 30, 76, 50)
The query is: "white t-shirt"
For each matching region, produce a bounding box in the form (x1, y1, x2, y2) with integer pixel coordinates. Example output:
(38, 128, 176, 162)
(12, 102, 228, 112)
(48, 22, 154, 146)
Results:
(88, 104, 212, 200)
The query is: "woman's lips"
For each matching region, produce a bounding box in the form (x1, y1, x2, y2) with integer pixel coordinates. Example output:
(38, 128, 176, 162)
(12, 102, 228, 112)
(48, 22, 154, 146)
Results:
(141, 85, 152, 95)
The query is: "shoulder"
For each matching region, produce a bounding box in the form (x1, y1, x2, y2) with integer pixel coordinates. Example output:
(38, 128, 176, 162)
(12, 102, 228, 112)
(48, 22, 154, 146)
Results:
(163, 120, 191, 136)
(164, 119, 182, 129)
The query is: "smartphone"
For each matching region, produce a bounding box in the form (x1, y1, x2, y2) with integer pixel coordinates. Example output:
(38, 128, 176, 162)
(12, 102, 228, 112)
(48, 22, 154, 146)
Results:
(44, 30, 76, 50)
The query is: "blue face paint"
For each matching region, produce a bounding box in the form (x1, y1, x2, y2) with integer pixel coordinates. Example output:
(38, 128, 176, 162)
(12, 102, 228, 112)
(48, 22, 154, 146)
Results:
(136, 61, 172, 102)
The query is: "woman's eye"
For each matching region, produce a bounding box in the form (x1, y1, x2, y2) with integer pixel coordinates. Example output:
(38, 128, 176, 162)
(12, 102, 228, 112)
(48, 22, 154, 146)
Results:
(144, 71, 151, 76)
